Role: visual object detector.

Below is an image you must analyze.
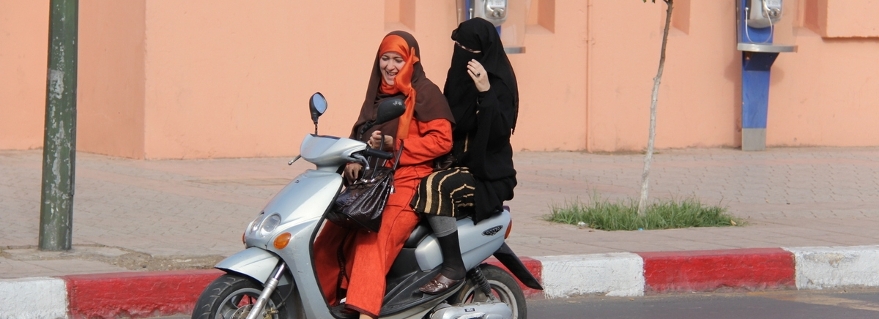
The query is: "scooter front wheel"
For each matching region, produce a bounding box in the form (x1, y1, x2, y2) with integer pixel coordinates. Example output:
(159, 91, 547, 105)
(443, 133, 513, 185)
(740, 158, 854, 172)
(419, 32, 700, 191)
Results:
(451, 264, 528, 319)
(192, 274, 293, 319)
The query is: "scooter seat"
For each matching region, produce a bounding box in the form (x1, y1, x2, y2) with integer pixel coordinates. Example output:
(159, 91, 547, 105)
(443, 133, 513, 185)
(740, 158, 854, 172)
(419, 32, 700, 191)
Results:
(404, 213, 477, 249)
(403, 224, 431, 248)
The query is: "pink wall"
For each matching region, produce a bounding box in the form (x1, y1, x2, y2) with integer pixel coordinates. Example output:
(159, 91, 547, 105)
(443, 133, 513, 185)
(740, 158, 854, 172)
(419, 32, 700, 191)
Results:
(2, 0, 878, 159)
(142, 1, 302, 159)
(771, 34, 879, 146)
(0, 1, 48, 149)
(140, 1, 460, 158)
(515, 0, 588, 151)
(809, 0, 879, 38)
(587, 0, 742, 151)
(78, 0, 146, 158)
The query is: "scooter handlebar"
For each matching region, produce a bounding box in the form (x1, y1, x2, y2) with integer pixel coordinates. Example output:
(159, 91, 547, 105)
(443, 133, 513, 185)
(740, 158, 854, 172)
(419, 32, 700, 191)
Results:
(362, 147, 394, 160)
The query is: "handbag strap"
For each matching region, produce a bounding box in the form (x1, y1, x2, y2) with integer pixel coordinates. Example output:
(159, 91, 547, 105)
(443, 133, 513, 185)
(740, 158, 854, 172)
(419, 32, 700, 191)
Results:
(364, 133, 386, 180)
(363, 134, 402, 175)
(391, 140, 403, 171)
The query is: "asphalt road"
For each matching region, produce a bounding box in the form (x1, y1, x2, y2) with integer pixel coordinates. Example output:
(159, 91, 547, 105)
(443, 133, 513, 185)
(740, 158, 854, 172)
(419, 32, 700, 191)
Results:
(152, 288, 879, 318)
(528, 288, 879, 319)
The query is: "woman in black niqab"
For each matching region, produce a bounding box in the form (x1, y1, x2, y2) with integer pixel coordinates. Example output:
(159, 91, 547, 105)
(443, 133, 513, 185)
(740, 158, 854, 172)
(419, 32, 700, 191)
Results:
(411, 17, 521, 295)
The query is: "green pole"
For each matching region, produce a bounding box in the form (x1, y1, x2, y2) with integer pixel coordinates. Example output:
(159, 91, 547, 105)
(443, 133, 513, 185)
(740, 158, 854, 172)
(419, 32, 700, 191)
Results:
(39, 0, 79, 251)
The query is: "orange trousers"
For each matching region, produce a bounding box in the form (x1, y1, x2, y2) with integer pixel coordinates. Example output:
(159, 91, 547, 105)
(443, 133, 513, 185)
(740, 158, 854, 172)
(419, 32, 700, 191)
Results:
(314, 176, 420, 318)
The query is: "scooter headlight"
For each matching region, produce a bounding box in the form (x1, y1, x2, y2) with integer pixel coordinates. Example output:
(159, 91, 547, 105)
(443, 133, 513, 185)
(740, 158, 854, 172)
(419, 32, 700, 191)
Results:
(260, 214, 282, 234)
(249, 212, 266, 234)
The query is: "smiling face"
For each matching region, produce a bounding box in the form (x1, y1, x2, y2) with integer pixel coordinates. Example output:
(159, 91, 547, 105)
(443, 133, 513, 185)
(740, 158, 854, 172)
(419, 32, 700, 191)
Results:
(379, 52, 405, 85)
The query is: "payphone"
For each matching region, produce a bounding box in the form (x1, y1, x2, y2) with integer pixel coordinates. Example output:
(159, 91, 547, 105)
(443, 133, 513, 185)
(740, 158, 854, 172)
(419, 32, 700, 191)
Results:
(747, 0, 782, 29)
(468, 0, 508, 26)
(456, 0, 528, 53)
(735, 0, 797, 151)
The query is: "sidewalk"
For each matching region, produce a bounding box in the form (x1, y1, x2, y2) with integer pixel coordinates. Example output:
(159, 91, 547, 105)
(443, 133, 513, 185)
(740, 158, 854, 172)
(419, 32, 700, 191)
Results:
(3, 147, 879, 317)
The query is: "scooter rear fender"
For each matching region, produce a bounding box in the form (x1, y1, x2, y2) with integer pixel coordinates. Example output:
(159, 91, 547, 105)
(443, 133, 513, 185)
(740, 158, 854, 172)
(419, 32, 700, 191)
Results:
(215, 247, 281, 285)
(493, 243, 544, 290)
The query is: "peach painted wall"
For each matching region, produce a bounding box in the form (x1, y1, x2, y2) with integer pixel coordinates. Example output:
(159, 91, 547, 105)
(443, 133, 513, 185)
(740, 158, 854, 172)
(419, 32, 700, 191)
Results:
(2, 0, 878, 159)
(808, 0, 879, 38)
(0, 1, 48, 149)
(586, 0, 742, 151)
(516, 0, 588, 151)
(140, 1, 463, 158)
(77, 0, 146, 158)
(142, 1, 303, 159)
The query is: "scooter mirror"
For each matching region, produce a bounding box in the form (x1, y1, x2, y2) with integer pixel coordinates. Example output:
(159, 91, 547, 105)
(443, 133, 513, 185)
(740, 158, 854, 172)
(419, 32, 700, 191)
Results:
(356, 97, 405, 140)
(374, 98, 405, 125)
(309, 92, 328, 125)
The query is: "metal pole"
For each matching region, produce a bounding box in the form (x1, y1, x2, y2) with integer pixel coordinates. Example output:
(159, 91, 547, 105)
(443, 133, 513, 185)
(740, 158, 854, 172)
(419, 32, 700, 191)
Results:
(39, 0, 79, 251)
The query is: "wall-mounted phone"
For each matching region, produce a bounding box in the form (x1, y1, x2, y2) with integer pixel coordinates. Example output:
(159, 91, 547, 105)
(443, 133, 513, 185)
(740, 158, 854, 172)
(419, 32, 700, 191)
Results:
(457, 0, 526, 53)
(470, 0, 508, 26)
(747, 0, 782, 29)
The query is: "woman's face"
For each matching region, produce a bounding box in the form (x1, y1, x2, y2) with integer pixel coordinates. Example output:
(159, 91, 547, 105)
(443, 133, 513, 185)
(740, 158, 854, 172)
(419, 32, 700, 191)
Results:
(379, 52, 405, 85)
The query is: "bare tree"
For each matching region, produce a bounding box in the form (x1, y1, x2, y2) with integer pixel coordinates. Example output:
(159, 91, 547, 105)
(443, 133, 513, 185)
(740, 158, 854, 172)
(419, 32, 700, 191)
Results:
(637, 0, 674, 216)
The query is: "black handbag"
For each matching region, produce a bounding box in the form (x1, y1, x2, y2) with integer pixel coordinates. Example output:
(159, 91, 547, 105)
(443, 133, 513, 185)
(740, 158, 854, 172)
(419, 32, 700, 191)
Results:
(328, 166, 394, 232)
(327, 142, 403, 232)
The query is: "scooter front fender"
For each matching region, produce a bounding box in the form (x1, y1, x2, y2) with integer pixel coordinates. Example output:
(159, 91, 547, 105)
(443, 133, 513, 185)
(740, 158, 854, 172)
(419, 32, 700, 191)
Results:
(215, 247, 280, 285)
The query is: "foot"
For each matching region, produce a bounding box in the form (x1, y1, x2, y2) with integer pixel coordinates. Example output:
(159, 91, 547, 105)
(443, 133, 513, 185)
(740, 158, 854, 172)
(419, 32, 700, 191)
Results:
(418, 273, 463, 295)
(330, 304, 360, 319)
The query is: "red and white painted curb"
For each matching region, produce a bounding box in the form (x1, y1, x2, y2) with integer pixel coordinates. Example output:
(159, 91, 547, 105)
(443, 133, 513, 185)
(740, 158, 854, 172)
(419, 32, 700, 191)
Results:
(3, 246, 878, 318)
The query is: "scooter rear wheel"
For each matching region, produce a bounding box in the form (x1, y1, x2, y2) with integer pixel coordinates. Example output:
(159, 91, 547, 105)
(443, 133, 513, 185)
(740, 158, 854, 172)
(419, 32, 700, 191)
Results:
(191, 274, 293, 319)
(450, 264, 528, 319)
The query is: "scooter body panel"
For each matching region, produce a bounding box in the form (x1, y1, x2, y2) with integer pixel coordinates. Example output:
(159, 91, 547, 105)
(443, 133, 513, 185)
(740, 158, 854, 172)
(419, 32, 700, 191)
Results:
(256, 169, 341, 231)
(378, 211, 512, 317)
(215, 247, 280, 284)
(299, 134, 364, 170)
(238, 168, 342, 319)
(413, 211, 510, 271)
(277, 221, 334, 319)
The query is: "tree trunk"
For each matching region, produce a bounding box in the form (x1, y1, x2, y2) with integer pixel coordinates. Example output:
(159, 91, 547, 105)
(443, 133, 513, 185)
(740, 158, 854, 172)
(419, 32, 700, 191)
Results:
(637, 0, 673, 216)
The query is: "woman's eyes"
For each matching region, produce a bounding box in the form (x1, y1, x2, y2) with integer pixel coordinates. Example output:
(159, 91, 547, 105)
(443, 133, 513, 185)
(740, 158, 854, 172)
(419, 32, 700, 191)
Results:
(380, 55, 404, 64)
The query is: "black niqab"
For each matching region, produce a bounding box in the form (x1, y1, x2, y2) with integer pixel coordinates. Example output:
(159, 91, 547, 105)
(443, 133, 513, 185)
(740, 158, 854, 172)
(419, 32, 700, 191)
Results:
(445, 18, 519, 133)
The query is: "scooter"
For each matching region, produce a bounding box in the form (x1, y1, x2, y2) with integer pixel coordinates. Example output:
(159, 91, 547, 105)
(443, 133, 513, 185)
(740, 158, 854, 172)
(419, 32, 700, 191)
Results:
(191, 93, 542, 319)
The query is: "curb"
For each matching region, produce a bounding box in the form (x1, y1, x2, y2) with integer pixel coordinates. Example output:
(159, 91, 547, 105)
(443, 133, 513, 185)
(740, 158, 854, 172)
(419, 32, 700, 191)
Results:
(640, 248, 795, 293)
(2, 246, 878, 318)
(65, 270, 224, 319)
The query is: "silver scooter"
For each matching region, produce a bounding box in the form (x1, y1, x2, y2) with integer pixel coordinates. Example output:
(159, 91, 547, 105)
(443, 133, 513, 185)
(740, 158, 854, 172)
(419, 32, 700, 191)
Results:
(191, 93, 542, 319)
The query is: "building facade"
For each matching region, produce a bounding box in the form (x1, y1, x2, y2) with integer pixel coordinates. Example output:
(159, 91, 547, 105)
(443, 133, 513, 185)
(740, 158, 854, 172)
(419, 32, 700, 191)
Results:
(1, 0, 877, 159)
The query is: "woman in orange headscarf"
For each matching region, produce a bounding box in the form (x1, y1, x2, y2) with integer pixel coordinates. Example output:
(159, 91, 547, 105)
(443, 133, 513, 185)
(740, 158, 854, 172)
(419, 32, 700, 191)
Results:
(313, 31, 454, 319)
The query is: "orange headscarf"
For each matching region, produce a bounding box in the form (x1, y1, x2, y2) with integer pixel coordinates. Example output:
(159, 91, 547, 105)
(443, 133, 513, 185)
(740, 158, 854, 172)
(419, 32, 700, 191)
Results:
(377, 35, 419, 139)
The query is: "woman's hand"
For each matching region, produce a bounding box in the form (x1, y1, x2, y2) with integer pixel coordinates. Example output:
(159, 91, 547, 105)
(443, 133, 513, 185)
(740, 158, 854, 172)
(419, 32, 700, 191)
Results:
(344, 162, 363, 183)
(467, 59, 490, 92)
(368, 130, 394, 150)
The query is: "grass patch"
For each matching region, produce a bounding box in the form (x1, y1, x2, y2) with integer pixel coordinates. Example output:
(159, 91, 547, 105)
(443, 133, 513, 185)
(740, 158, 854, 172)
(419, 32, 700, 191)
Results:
(546, 196, 743, 231)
